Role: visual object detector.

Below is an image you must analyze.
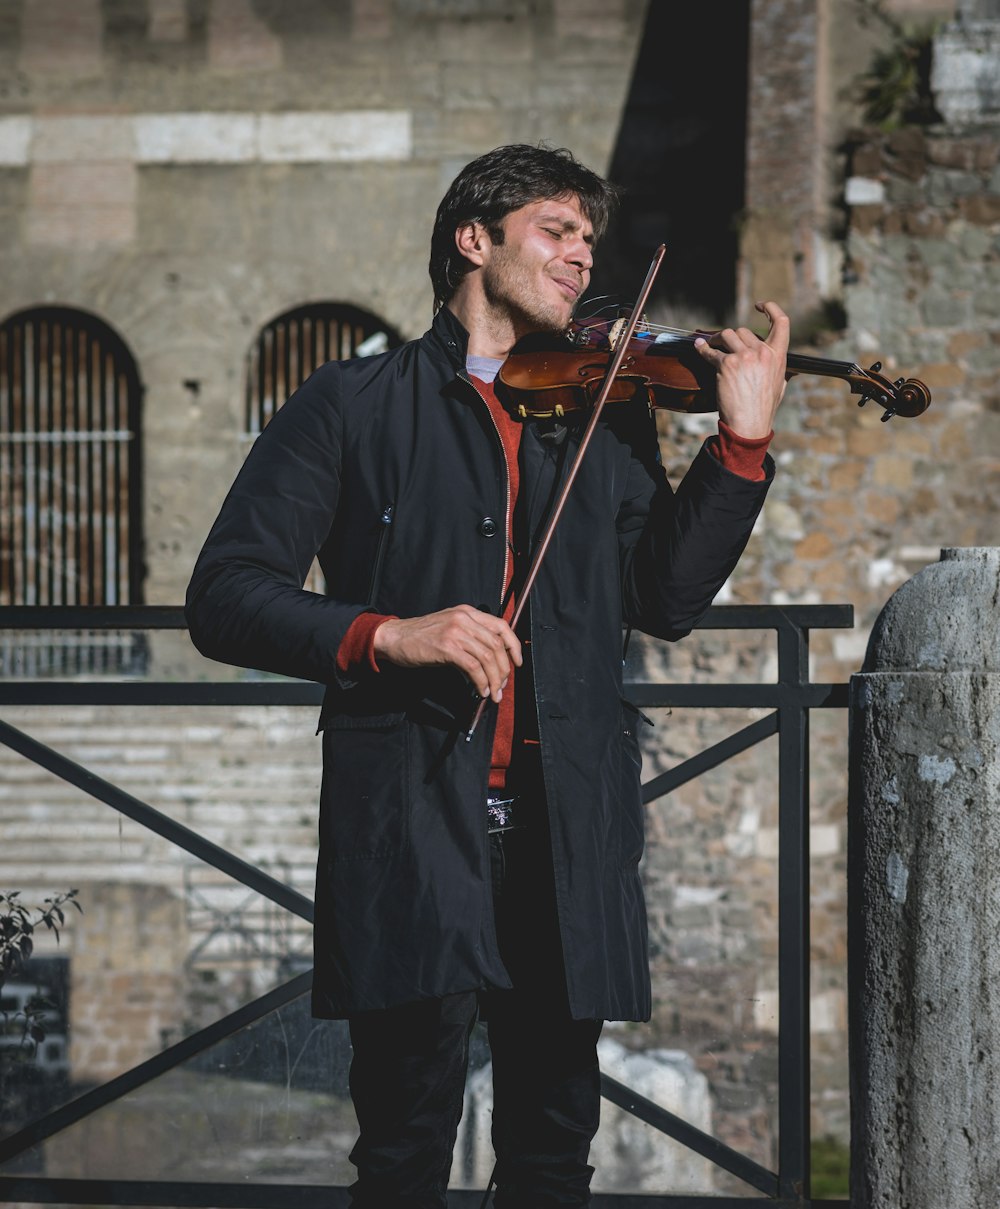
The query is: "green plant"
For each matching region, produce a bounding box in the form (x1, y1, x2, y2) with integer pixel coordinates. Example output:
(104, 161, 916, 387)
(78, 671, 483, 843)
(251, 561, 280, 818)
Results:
(0, 889, 80, 1048)
(811, 1134, 851, 1198)
(860, 32, 941, 129)
(852, 1, 943, 129)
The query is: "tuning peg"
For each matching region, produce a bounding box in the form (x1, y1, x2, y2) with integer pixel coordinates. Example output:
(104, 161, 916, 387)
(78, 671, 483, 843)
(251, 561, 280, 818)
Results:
(880, 408, 895, 423)
(858, 395, 870, 408)
(868, 361, 882, 374)
(894, 377, 905, 388)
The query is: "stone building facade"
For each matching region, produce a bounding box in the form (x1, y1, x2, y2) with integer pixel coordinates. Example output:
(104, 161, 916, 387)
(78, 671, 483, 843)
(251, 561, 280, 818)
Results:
(3, 0, 997, 1195)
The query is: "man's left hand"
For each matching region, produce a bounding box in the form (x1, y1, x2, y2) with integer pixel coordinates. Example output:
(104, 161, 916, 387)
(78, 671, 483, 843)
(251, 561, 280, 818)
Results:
(693, 301, 789, 439)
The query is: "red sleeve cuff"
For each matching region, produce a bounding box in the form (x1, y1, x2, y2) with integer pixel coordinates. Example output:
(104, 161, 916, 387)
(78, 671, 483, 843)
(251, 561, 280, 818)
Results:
(337, 613, 396, 676)
(706, 420, 773, 482)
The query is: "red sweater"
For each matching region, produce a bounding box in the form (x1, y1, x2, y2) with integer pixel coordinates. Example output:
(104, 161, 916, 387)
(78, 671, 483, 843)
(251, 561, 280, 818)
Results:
(338, 377, 772, 788)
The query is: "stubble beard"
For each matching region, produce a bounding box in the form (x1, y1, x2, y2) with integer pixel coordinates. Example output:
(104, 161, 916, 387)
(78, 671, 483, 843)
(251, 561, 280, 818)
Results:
(482, 250, 574, 339)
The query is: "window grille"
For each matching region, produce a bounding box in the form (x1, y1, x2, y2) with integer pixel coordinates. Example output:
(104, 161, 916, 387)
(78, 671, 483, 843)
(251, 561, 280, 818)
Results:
(0, 306, 145, 676)
(244, 302, 401, 439)
(244, 303, 402, 593)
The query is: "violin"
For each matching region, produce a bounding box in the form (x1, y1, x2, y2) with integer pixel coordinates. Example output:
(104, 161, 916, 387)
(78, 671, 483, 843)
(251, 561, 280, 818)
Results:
(499, 315, 932, 423)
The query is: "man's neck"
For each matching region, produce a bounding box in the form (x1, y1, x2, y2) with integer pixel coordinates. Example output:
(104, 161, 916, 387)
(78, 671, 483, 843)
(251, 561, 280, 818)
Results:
(446, 295, 523, 360)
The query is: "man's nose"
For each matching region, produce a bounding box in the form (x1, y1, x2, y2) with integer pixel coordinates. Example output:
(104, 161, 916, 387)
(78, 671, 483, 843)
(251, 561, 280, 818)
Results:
(567, 237, 593, 272)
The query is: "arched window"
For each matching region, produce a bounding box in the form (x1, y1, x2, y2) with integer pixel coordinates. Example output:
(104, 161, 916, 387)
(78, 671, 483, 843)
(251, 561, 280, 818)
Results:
(244, 302, 402, 440)
(244, 303, 402, 594)
(0, 306, 144, 673)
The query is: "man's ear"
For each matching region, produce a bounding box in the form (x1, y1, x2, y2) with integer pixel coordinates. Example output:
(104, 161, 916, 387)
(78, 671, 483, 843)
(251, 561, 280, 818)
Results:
(455, 221, 490, 269)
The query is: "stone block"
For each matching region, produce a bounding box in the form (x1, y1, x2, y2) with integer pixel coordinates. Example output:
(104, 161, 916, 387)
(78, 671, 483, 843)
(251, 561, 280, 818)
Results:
(915, 237, 959, 268)
(965, 338, 1000, 369)
(25, 162, 136, 246)
(846, 176, 886, 206)
(553, 0, 630, 44)
(921, 287, 971, 327)
(207, 0, 283, 71)
(932, 21, 1000, 124)
(958, 193, 1000, 223)
(412, 106, 522, 160)
(912, 360, 966, 388)
(135, 113, 257, 163)
(453, 1037, 715, 1194)
(884, 176, 925, 206)
(18, 0, 103, 76)
(148, 0, 188, 43)
(885, 127, 927, 181)
(795, 532, 834, 560)
(33, 115, 135, 162)
(972, 287, 1000, 318)
(849, 203, 884, 234)
(900, 207, 947, 238)
(926, 135, 990, 173)
(851, 142, 884, 178)
(947, 330, 987, 358)
(29, 160, 135, 209)
(0, 116, 31, 165)
(258, 111, 412, 162)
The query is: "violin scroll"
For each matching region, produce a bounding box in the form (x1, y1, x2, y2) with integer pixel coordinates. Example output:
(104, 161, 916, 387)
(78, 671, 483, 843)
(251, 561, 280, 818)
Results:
(851, 361, 932, 422)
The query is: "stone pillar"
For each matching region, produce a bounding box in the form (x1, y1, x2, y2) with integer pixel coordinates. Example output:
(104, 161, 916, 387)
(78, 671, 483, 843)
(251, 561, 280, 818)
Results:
(849, 547, 1000, 1209)
(740, 0, 831, 318)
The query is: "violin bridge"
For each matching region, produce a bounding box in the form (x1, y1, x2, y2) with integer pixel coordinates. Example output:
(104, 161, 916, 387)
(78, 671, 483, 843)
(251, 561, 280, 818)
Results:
(607, 317, 628, 349)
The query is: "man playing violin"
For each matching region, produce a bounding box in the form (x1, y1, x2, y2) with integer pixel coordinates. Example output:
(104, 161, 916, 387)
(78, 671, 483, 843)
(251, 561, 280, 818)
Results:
(187, 143, 788, 1208)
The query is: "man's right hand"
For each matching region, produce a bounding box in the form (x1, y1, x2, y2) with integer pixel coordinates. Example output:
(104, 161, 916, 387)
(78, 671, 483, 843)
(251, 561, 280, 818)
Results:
(372, 605, 522, 704)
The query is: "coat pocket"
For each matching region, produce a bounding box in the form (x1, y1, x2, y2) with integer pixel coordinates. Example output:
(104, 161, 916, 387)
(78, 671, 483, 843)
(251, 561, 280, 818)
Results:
(366, 503, 395, 607)
(319, 711, 408, 860)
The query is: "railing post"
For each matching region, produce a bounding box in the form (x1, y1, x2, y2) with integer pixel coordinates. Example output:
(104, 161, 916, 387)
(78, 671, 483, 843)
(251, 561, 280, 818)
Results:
(849, 548, 1000, 1208)
(777, 619, 810, 1203)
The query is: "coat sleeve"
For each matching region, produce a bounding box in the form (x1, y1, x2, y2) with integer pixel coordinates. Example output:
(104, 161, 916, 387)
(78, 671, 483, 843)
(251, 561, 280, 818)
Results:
(617, 430, 774, 641)
(185, 363, 369, 687)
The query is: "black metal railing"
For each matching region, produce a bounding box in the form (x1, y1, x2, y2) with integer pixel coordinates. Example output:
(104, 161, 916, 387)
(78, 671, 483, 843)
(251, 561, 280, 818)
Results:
(0, 604, 853, 1208)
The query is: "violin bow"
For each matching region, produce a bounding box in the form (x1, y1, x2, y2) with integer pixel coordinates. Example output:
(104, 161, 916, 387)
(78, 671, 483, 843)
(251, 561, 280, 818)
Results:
(466, 243, 668, 740)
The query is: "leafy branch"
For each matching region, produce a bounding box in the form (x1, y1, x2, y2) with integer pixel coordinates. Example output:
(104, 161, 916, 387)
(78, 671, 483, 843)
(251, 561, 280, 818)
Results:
(0, 890, 81, 1050)
(851, 0, 943, 129)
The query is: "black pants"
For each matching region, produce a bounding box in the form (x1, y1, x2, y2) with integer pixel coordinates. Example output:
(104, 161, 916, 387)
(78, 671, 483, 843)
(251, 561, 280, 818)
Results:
(346, 820, 603, 1208)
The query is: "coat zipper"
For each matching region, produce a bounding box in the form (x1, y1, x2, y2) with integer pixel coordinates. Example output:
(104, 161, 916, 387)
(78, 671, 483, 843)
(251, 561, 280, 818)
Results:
(366, 503, 394, 606)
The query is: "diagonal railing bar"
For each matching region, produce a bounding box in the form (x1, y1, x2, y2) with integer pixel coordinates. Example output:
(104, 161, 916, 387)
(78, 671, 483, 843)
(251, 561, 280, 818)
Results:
(640, 713, 778, 804)
(600, 1073, 777, 1197)
(0, 719, 314, 923)
(0, 971, 312, 1165)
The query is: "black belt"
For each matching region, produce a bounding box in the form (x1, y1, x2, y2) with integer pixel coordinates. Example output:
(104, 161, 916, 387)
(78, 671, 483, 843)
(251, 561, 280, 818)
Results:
(487, 792, 526, 834)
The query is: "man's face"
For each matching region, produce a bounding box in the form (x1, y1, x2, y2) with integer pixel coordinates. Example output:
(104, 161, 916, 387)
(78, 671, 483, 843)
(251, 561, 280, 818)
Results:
(479, 194, 595, 335)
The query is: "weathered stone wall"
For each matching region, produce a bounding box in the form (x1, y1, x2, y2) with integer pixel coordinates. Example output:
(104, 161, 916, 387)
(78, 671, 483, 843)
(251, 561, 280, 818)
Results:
(656, 8, 999, 1153)
(0, 0, 647, 607)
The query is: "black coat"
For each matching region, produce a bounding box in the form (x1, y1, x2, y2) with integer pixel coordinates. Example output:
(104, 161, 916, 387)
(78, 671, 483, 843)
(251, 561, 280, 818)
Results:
(185, 307, 773, 1021)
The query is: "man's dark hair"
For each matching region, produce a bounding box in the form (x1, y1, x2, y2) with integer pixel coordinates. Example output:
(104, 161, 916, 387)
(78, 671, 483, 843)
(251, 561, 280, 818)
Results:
(429, 143, 618, 311)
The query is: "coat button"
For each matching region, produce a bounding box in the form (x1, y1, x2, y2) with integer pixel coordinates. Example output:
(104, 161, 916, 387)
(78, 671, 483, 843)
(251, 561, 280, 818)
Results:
(478, 517, 498, 538)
